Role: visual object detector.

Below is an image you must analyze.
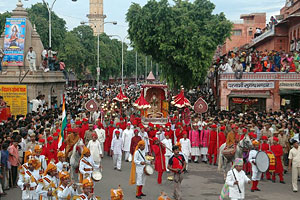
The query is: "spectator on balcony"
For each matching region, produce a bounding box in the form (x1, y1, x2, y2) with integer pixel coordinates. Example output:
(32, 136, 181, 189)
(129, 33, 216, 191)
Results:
(220, 59, 233, 73)
(234, 60, 243, 79)
(254, 28, 262, 38)
(270, 16, 277, 29)
(47, 47, 56, 71)
(294, 51, 300, 73)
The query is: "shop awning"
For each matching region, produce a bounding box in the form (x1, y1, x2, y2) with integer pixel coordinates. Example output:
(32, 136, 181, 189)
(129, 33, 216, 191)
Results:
(228, 91, 270, 98)
(279, 90, 300, 95)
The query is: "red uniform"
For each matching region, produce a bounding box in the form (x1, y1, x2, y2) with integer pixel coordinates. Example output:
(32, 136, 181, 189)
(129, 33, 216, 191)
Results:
(260, 142, 271, 180)
(270, 144, 284, 182)
(44, 142, 57, 164)
(165, 129, 174, 144)
(218, 131, 226, 147)
(120, 122, 126, 130)
(152, 144, 166, 184)
(80, 124, 89, 139)
(175, 128, 183, 142)
(104, 126, 115, 153)
(208, 130, 218, 165)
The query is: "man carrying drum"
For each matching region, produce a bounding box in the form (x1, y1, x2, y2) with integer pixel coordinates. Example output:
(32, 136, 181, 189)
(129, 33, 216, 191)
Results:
(79, 147, 100, 183)
(129, 140, 151, 199)
(249, 140, 261, 192)
(74, 178, 100, 200)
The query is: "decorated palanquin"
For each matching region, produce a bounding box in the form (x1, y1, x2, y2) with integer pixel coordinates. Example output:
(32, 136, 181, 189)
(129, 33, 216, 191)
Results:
(141, 84, 169, 125)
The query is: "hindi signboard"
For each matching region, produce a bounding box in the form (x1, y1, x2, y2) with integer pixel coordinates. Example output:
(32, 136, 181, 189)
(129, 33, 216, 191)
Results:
(0, 85, 27, 116)
(2, 18, 26, 66)
(227, 82, 274, 90)
(279, 82, 300, 89)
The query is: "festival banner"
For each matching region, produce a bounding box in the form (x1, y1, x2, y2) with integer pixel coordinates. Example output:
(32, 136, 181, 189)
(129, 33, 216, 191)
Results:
(0, 85, 28, 116)
(2, 18, 26, 66)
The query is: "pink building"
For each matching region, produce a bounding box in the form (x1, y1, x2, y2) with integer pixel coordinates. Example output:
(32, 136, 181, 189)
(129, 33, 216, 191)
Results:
(222, 13, 266, 54)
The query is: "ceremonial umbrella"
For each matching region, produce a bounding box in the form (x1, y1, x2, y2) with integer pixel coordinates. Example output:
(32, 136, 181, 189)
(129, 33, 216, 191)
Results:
(133, 89, 151, 110)
(113, 87, 129, 115)
(171, 88, 191, 108)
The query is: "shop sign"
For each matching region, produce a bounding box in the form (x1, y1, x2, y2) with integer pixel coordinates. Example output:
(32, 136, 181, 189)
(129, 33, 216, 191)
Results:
(227, 82, 274, 90)
(279, 82, 300, 89)
(232, 98, 258, 105)
(0, 85, 27, 116)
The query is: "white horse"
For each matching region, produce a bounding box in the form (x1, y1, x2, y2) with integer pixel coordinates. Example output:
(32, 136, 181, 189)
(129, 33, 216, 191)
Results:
(69, 139, 85, 181)
(218, 133, 252, 177)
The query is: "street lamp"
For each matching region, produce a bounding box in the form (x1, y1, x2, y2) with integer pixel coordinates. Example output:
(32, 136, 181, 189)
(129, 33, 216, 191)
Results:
(24, 0, 76, 47)
(81, 21, 117, 90)
(108, 34, 128, 86)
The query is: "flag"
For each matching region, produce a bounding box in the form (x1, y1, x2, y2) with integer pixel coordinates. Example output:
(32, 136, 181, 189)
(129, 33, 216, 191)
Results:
(58, 95, 67, 149)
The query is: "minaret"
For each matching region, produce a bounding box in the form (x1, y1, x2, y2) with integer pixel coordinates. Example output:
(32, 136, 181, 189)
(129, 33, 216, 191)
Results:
(87, 0, 106, 35)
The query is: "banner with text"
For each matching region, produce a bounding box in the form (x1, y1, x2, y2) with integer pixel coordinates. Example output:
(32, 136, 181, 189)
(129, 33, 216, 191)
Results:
(227, 82, 274, 90)
(2, 18, 26, 66)
(279, 82, 300, 89)
(0, 85, 28, 116)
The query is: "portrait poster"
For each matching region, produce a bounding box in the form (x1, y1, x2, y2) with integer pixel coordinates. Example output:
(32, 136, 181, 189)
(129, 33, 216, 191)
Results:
(2, 18, 26, 66)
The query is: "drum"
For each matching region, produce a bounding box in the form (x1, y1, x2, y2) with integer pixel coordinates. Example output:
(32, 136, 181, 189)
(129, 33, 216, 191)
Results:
(144, 165, 154, 176)
(255, 151, 270, 172)
(92, 170, 102, 182)
(266, 150, 276, 173)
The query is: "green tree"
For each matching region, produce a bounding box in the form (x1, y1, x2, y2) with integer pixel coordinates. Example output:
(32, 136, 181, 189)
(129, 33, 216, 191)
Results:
(27, 3, 67, 50)
(126, 0, 232, 88)
(0, 12, 11, 36)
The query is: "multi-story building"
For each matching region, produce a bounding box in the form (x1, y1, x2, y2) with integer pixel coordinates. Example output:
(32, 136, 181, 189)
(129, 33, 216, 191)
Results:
(250, 0, 300, 52)
(87, 0, 106, 35)
(221, 13, 266, 54)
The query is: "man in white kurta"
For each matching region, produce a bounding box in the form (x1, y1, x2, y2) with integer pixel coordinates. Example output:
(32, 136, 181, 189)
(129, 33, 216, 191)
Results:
(122, 124, 134, 161)
(179, 132, 191, 170)
(79, 147, 99, 182)
(133, 140, 150, 199)
(17, 159, 41, 200)
(162, 133, 173, 172)
(138, 127, 150, 154)
(87, 133, 103, 166)
(26, 47, 37, 72)
(288, 140, 300, 192)
(111, 131, 123, 170)
(249, 140, 261, 192)
(95, 123, 106, 157)
(225, 158, 251, 200)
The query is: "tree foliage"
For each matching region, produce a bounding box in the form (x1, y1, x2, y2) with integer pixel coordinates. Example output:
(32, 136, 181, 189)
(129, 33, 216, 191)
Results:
(126, 0, 232, 88)
(27, 3, 67, 50)
(0, 12, 11, 36)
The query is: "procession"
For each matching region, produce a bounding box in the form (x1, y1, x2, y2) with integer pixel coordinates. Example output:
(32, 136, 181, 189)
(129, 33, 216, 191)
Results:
(1, 0, 300, 200)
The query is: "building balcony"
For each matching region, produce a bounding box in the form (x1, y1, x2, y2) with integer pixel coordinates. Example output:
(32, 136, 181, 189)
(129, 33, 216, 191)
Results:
(219, 72, 300, 81)
(251, 27, 275, 46)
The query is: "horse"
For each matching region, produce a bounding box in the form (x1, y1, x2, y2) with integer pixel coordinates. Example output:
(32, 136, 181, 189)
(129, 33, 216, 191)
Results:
(218, 133, 252, 178)
(69, 139, 85, 181)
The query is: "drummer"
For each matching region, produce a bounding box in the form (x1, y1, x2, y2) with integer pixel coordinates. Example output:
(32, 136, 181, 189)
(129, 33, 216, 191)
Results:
(249, 140, 261, 192)
(79, 146, 100, 183)
(129, 140, 150, 199)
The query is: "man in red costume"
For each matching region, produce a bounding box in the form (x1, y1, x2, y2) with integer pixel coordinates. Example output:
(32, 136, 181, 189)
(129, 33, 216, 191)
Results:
(260, 136, 271, 180)
(148, 123, 156, 151)
(81, 118, 89, 139)
(45, 136, 57, 163)
(208, 124, 218, 165)
(175, 123, 183, 142)
(218, 126, 226, 147)
(152, 137, 166, 184)
(104, 121, 115, 156)
(165, 123, 174, 144)
(271, 137, 285, 183)
(120, 117, 126, 130)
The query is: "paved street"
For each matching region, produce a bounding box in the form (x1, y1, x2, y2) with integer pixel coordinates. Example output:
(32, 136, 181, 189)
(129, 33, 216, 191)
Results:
(2, 156, 300, 200)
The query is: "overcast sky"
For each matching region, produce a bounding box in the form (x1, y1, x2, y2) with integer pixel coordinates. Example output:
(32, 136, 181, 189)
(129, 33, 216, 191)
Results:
(0, 0, 287, 43)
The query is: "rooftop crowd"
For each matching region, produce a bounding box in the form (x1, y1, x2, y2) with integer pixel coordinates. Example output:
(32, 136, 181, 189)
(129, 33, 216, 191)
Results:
(210, 49, 300, 79)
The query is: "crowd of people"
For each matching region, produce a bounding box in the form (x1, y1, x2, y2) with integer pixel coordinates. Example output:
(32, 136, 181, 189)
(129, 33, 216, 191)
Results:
(209, 49, 300, 80)
(0, 84, 299, 200)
